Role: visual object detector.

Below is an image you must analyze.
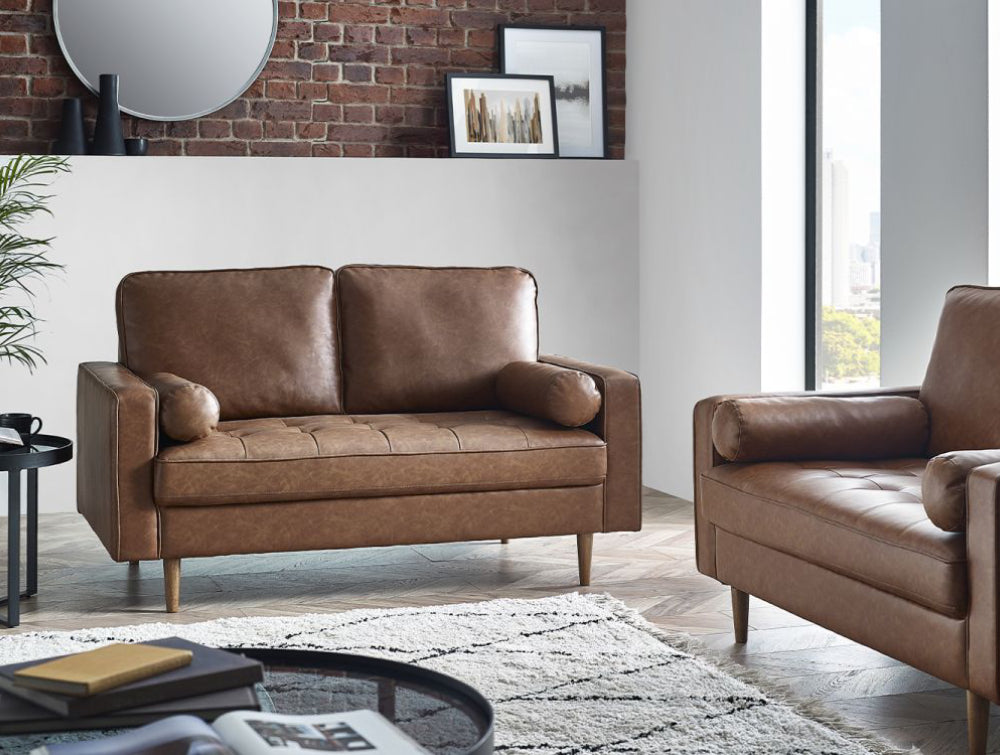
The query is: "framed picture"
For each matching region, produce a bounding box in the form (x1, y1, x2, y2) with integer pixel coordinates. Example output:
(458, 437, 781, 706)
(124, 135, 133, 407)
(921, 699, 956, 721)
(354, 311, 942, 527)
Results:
(499, 25, 608, 159)
(446, 73, 559, 158)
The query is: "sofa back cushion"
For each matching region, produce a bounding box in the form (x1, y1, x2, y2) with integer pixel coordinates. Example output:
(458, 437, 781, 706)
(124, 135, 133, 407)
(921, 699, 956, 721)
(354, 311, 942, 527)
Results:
(337, 265, 538, 412)
(117, 267, 342, 420)
(921, 285, 1000, 454)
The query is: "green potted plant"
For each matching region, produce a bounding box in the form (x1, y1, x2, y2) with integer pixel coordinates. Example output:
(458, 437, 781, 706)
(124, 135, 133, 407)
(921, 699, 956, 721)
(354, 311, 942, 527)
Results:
(0, 155, 71, 370)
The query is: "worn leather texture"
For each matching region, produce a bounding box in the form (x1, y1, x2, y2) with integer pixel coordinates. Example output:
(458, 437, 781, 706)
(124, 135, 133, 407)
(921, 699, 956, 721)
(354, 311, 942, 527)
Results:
(158, 485, 605, 558)
(921, 285, 1000, 455)
(337, 265, 538, 413)
(76, 362, 159, 562)
(117, 267, 341, 420)
(146, 373, 220, 442)
(155, 411, 606, 506)
(693, 387, 922, 579)
(967, 462, 1000, 701)
(716, 531, 968, 689)
(703, 460, 967, 617)
(496, 361, 601, 427)
(711, 396, 928, 462)
(540, 355, 641, 532)
(923, 449, 1000, 532)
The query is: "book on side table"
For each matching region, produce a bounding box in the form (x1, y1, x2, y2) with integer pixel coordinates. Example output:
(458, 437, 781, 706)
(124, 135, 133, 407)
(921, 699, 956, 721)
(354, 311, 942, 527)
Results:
(31, 710, 431, 755)
(13, 642, 194, 696)
(0, 638, 263, 720)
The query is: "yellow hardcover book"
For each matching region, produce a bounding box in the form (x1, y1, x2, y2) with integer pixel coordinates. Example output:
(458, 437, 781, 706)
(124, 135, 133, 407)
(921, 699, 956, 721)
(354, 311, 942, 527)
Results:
(13, 644, 193, 697)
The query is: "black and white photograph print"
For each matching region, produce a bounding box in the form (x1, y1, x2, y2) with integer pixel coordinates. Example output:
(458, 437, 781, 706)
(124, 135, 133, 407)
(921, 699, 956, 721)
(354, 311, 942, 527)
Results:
(500, 25, 608, 159)
(446, 73, 559, 158)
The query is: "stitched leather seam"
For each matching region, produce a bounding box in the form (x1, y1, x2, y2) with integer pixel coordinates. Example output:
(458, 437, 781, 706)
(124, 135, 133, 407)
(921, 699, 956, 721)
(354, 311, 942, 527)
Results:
(702, 474, 965, 565)
(376, 428, 393, 453)
(157, 444, 606, 463)
(156, 475, 608, 502)
(731, 400, 745, 461)
(714, 525, 965, 617)
(85, 364, 160, 559)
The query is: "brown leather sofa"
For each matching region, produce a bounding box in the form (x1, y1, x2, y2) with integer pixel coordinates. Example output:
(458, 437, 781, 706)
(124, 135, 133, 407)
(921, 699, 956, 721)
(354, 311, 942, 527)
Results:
(695, 285, 1000, 755)
(77, 265, 642, 612)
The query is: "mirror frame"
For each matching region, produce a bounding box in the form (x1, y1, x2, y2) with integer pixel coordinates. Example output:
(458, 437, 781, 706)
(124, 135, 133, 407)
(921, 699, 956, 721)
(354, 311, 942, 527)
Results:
(52, 0, 279, 122)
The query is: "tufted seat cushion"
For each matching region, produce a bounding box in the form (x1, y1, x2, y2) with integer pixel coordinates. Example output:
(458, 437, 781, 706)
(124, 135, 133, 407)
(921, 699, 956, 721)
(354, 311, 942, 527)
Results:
(155, 410, 606, 507)
(700, 459, 967, 618)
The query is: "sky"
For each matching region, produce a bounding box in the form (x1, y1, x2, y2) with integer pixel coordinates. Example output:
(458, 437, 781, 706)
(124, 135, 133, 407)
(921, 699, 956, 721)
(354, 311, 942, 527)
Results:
(823, 0, 880, 248)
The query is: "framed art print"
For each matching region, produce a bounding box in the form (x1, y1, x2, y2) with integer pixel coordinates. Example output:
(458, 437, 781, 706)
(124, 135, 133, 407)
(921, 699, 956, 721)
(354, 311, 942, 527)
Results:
(499, 25, 607, 159)
(446, 73, 559, 158)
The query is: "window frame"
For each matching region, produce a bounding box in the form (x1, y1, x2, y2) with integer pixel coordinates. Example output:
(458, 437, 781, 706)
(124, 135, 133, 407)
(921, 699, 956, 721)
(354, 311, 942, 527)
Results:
(805, 0, 821, 390)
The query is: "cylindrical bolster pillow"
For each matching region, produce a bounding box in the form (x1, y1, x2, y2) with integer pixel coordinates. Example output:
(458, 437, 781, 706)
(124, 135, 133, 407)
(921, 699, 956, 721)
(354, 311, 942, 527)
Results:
(711, 395, 929, 462)
(923, 449, 1000, 532)
(146, 372, 220, 442)
(496, 361, 601, 427)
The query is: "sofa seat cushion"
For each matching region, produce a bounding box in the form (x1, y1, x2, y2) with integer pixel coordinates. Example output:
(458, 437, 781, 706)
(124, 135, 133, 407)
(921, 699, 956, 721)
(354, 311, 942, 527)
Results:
(701, 460, 968, 618)
(155, 411, 606, 506)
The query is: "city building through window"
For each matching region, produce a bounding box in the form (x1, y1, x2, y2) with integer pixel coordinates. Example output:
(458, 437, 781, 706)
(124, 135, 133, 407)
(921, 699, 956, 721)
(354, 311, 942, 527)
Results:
(817, 0, 881, 389)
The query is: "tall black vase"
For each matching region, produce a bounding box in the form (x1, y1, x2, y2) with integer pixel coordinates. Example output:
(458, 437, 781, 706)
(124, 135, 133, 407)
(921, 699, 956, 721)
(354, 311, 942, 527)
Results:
(91, 74, 126, 156)
(52, 98, 86, 155)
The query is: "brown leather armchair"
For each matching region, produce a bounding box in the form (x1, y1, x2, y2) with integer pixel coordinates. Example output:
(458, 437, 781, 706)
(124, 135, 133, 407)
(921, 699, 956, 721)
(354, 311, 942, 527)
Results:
(77, 265, 642, 612)
(695, 285, 1000, 755)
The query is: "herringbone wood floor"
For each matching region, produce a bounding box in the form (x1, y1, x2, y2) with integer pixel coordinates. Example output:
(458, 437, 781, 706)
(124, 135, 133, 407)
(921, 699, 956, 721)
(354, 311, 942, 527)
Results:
(0, 490, 991, 753)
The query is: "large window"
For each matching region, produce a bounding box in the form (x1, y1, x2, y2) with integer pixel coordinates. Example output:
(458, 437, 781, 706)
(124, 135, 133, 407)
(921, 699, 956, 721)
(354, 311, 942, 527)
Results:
(810, 1, 881, 389)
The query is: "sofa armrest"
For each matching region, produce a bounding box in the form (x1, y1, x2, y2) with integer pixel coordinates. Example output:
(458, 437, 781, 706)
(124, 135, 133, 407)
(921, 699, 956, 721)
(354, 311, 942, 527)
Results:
(539, 355, 641, 532)
(966, 461, 1000, 701)
(693, 386, 921, 577)
(77, 362, 159, 562)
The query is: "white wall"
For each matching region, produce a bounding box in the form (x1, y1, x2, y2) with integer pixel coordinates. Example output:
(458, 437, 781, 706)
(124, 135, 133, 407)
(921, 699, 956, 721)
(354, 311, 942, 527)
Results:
(628, 1, 765, 498)
(761, 0, 806, 392)
(881, 0, 988, 385)
(991, 0, 1000, 286)
(2, 157, 639, 512)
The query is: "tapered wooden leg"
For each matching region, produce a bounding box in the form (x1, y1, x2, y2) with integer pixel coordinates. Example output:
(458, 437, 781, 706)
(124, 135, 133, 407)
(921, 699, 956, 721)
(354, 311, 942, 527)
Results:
(968, 691, 990, 755)
(500, 539, 509, 544)
(732, 587, 749, 644)
(164, 558, 181, 613)
(128, 560, 139, 567)
(577, 533, 593, 586)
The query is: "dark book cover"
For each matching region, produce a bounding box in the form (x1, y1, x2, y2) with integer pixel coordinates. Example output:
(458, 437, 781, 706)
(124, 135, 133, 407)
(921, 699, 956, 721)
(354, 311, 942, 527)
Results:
(0, 638, 263, 719)
(0, 684, 260, 734)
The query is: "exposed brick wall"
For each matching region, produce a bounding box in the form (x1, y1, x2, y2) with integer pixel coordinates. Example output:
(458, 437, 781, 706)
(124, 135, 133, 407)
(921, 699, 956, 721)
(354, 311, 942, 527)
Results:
(0, 0, 625, 157)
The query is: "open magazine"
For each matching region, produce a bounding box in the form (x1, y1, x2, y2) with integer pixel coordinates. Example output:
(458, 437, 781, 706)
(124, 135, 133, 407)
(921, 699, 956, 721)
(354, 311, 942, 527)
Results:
(31, 710, 431, 755)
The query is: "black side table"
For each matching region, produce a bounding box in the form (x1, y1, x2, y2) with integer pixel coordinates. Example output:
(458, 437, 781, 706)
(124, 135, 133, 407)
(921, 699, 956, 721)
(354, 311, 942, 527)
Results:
(1, 434, 72, 628)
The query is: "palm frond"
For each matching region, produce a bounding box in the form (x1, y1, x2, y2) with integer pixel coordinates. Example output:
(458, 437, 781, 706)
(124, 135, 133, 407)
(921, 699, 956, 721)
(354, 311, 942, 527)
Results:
(0, 154, 70, 372)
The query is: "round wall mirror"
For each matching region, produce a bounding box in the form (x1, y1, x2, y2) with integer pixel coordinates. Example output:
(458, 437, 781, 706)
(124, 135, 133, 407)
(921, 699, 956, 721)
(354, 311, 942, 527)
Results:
(53, 0, 277, 121)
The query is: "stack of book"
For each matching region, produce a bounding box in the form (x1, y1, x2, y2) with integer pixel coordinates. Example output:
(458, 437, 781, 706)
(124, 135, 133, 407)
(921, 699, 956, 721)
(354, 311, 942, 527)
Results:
(0, 637, 264, 734)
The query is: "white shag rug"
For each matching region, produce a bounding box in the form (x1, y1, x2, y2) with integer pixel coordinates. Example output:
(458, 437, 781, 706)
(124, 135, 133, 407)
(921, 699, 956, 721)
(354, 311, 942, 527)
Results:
(0, 593, 906, 754)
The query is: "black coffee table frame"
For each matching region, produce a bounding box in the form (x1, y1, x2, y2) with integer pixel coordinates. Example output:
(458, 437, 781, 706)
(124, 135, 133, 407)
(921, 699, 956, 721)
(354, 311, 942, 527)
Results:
(231, 647, 495, 755)
(0, 435, 73, 628)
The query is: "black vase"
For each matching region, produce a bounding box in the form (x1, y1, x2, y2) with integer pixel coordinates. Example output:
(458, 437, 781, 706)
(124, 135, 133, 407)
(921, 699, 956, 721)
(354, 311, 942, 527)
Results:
(91, 74, 126, 156)
(52, 98, 86, 155)
(124, 137, 148, 156)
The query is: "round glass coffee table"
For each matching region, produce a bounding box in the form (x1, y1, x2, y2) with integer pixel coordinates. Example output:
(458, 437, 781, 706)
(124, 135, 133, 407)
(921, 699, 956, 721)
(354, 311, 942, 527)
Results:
(240, 648, 494, 755)
(3, 649, 494, 755)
